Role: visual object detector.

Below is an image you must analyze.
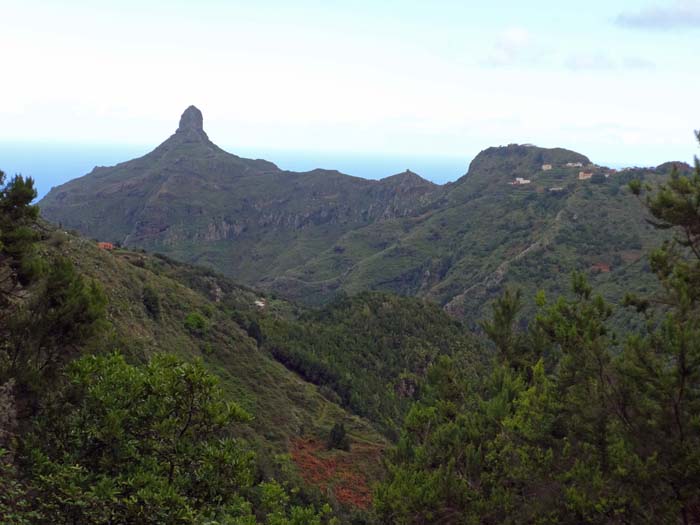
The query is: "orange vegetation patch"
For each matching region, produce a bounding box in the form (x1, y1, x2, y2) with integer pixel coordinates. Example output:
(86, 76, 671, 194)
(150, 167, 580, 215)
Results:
(590, 262, 611, 273)
(290, 438, 381, 509)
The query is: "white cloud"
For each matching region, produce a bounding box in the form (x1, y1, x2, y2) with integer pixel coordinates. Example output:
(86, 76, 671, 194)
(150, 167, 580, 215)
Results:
(616, 0, 700, 29)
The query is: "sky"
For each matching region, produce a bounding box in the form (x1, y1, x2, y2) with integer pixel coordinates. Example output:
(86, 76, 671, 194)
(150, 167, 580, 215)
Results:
(1, 0, 700, 171)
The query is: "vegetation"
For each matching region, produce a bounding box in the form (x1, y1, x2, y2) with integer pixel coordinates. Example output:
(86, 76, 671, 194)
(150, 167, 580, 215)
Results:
(38, 108, 669, 326)
(142, 284, 161, 319)
(327, 423, 350, 451)
(261, 292, 477, 436)
(184, 310, 208, 336)
(24, 353, 336, 524)
(375, 137, 700, 523)
(0, 169, 369, 523)
(0, 170, 40, 303)
(5, 122, 700, 523)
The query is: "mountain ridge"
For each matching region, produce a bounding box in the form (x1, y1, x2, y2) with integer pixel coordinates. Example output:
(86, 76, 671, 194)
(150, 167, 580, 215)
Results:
(39, 106, 681, 321)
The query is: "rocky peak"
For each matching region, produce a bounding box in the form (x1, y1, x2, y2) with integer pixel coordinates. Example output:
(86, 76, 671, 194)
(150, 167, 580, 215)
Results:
(178, 105, 204, 132)
(173, 105, 209, 143)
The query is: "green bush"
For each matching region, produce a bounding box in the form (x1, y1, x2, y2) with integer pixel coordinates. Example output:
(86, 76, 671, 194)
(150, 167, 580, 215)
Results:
(142, 285, 160, 320)
(184, 311, 207, 336)
(327, 422, 350, 451)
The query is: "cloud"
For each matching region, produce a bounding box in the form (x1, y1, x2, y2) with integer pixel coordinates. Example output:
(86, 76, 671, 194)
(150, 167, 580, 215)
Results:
(483, 28, 546, 66)
(564, 53, 656, 71)
(616, 0, 700, 30)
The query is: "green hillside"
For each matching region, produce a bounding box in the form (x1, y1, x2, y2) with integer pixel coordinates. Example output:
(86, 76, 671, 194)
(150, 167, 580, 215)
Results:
(39, 232, 379, 447)
(40, 107, 438, 287)
(261, 291, 481, 437)
(275, 149, 671, 330)
(7, 145, 700, 522)
(5, 168, 498, 521)
(38, 107, 681, 327)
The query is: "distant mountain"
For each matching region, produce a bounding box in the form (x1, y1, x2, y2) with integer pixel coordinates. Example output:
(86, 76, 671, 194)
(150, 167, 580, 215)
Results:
(40, 107, 676, 322)
(41, 106, 438, 285)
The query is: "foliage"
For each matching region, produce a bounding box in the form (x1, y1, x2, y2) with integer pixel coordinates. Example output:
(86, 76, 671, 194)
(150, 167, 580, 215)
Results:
(0, 449, 41, 524)
(247, 319, 263, 346)
(375, 134, 700, 523)
(142, 284, 161, 319)
(262, 292, 477, 435)
(37, 117, 666, 329)
(327, 423, 350, 451)
(0, 171, 41, 305)
(185, 311, 208, 336)
(19, 353, 336, 524)
(0, 166, 346, 523)
(4, 127, 693, 524)
(1, 257, 107, 389)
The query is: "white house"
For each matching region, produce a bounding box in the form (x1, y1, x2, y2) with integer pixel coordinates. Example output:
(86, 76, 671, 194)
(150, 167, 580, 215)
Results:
(510, 177, 531, 185)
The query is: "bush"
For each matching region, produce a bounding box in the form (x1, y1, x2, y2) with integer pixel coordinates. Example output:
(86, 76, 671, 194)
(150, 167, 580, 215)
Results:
(142, 285, 160, 320)
(327, 422, 350, 451)
(184, 312, 207, 336)
(247, 320, 263, 346)
(47, 230, 68, 248)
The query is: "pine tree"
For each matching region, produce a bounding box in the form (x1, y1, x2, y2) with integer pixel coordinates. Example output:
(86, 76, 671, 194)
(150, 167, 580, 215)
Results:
(0, 172, 40, 306)
(623, 131, 700, 523)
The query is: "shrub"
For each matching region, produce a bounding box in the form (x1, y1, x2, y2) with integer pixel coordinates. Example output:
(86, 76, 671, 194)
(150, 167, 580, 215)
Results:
(327, 422, 350, 451)
(47, 230, 68, 248)
(142, 285, 160, 320)
(247, 320, 263, 346)
(184, 312, 207, 336)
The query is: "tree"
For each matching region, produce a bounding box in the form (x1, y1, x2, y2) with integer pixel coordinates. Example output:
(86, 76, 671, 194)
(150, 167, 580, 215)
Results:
(247, 319, 263, 346)
(0, 171, 41, 307)
(2, 258, 106, 389)
(481, 288, 523, 364)
(376, 279, 634, 524)
(622, 132, 700, 523)
(142, 284, 161, 319)
(376, 132, 700, 523)
(26, 353, 336, 524)
(327, 422, 350, 451)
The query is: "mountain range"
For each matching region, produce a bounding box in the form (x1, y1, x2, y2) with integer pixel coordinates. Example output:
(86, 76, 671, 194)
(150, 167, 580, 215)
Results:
(39, 106, 686, 321)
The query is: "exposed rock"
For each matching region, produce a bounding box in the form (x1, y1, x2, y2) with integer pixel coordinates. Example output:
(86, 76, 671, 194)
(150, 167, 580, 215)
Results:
(178, 105, 204, 133)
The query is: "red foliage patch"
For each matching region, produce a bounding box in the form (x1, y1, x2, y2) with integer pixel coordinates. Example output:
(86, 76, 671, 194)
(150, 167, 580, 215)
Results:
(290, 438, 380, 509)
